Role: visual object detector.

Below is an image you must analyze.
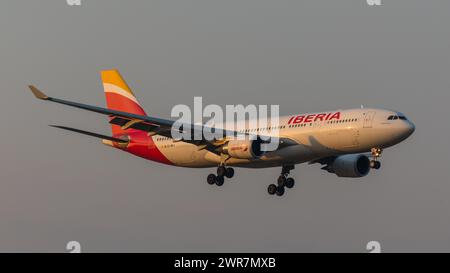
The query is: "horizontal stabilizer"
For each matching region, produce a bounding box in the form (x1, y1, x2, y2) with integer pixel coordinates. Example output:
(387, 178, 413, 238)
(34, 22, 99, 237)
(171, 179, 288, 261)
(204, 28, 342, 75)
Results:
(49, 125, 128, 143)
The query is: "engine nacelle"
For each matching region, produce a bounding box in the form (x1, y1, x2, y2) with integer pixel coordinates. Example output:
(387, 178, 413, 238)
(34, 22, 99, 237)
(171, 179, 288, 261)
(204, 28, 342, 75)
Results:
(328, 154, 371, 178)
(222, 139, 264, 159)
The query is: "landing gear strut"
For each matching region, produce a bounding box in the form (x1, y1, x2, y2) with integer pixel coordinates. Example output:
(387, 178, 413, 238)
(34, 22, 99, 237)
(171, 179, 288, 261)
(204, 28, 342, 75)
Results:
(268, 165, 295, 197)
(370, 148, 382, 170)
(207, 165, 235, 186)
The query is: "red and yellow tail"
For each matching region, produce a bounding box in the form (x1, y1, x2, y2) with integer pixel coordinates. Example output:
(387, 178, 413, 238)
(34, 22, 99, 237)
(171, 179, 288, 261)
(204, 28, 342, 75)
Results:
(101, 69, 146, 135)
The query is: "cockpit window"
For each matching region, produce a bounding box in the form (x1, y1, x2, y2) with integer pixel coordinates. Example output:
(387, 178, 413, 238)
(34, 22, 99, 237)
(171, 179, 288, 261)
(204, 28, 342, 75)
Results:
(388, 114, 407, 121)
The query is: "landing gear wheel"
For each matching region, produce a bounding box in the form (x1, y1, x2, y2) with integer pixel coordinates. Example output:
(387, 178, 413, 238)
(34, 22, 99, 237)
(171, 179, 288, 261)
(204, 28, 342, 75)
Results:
(267, 184, 277, 195)
(225, 167, 234, 179)
(370, 160, 381, 170)
(270, 165, 295, 196)
(285, 177, 295, 189)
(215, 175, 224, 186)
(374, 161, 381, 169)
(370, 148, 383, 170)
(275, 186, 285, 196)
(207, 174, 216, 185)
(277, 176, 286, 187)
(217, 166, 226, 177)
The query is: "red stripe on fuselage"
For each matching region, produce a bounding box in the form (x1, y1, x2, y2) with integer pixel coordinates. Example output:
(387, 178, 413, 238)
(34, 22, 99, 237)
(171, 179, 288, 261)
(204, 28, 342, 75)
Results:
(112, 125, 173, 165)
(126, 132, 174, 165)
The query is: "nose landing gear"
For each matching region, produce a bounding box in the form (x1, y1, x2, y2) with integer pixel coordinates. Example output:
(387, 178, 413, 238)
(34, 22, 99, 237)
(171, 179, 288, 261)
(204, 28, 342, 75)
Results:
(370, 148, 383, 170)
(268, 165, 295, 197)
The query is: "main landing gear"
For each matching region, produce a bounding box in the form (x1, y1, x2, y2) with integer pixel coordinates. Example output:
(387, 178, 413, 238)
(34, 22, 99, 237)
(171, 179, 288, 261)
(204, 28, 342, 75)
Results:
(268, 165, 295, 197)
(207, 165, 235, 186)
(370, 147, 382, 170)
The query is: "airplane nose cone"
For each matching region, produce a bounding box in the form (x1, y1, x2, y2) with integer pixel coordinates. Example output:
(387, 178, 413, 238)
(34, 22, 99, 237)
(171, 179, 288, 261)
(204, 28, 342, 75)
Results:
(408, 122, 415, 135)
(388, 120, 415, 146)
(403, 121, 415, 139)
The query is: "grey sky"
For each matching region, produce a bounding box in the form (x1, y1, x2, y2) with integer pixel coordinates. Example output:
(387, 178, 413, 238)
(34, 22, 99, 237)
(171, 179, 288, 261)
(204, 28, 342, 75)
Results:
(1, 0, 449, 252)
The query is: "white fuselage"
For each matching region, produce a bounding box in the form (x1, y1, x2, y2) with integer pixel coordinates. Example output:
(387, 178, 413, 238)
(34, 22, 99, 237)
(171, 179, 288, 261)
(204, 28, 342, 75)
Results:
(151, 108, 415, 168)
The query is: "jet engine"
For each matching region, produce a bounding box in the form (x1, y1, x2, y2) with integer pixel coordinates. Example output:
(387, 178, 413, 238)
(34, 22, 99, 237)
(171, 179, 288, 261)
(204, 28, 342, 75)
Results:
(221, 139, 264, 159)
(325, 154, 371, 178)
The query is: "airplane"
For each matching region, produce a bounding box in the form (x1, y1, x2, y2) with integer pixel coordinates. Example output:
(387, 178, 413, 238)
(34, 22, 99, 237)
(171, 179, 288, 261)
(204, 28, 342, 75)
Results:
(29, 69, 415, 197)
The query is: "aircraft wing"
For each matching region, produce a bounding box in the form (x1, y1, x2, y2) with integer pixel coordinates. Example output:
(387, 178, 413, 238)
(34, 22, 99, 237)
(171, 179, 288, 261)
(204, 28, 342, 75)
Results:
(29, 85, 297, 150)
(49, 125, 129, 143)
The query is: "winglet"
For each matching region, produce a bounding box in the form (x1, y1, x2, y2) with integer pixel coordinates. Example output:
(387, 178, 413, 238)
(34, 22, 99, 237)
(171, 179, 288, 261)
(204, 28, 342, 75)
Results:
(29, 85, 49, 100)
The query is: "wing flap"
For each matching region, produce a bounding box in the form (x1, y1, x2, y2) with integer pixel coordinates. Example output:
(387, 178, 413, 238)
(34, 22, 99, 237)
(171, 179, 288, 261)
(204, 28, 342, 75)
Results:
(109, 116, 161, 131)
